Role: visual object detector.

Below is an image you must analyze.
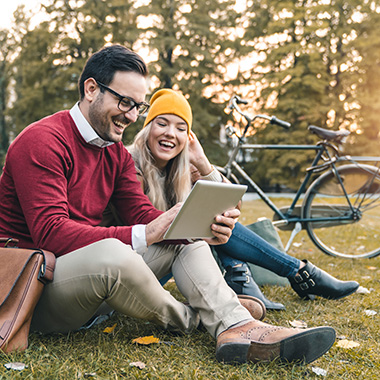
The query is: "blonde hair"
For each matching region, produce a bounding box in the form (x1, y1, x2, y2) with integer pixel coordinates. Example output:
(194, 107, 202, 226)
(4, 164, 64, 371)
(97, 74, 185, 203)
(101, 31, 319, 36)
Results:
(128, 122, 191, 211)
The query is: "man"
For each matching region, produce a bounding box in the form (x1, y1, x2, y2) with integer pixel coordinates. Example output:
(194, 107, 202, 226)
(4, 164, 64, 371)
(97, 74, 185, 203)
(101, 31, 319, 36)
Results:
(0, 44, 335, 364)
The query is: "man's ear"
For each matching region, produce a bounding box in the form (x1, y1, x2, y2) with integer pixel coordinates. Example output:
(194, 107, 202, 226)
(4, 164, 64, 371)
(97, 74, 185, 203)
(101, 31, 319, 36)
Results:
(83, 78, 99, 102)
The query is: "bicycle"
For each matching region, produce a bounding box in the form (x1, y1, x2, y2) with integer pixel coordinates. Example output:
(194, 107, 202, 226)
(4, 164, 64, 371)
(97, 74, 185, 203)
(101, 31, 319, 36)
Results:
(216, 95, 380, 259)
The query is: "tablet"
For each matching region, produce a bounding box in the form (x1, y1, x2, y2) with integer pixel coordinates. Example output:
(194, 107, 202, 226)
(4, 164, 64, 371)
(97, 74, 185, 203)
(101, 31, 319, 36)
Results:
(163, 180, 248, 240)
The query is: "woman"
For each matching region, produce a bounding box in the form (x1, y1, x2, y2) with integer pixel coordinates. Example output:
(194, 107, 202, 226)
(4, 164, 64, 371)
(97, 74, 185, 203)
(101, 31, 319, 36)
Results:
(128, 88, 359, 310)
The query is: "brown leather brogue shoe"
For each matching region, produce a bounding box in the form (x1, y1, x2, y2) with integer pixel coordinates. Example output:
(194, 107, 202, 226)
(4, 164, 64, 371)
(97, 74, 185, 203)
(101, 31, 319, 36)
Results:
(237, 295, 266, 321)
(216, 320, 335, 365)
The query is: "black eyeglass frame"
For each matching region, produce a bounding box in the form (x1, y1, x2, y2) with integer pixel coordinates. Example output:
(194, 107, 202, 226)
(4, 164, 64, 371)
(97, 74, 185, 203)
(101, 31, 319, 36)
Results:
(95, 79, 150, 115)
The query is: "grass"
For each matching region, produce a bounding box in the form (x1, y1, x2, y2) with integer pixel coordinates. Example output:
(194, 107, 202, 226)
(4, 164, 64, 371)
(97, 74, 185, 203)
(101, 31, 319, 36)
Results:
(1, 198, 380, 379)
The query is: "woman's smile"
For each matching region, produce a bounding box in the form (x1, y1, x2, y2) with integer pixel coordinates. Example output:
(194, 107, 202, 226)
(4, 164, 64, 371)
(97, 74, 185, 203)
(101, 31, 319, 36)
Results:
(148, 114, 188, 169)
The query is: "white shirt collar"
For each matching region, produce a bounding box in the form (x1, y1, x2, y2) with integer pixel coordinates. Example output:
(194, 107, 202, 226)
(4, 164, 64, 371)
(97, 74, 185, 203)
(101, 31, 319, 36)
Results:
(70, 102, 114, 148)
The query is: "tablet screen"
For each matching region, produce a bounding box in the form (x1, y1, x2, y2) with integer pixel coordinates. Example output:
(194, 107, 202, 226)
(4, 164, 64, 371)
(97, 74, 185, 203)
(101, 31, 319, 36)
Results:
(163, 180, 247, 240)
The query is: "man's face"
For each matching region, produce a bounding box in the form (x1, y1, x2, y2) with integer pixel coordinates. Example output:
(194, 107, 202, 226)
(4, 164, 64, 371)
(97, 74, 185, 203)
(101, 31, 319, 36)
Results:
(87, 71, 147, 143)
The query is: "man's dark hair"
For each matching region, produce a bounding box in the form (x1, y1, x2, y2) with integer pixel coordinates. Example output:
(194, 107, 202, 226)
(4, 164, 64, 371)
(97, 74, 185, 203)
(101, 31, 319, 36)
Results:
(78, 44, 148, 99)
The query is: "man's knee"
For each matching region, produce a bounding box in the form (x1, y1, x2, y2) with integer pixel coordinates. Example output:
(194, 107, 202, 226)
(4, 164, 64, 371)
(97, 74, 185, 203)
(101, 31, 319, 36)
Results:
(84, 238, 147, 276)
(93, 239, 163, 292)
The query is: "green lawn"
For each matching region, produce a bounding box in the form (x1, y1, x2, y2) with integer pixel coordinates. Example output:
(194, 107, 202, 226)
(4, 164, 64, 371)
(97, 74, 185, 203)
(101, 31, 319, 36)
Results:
(1, 198, 379, 379)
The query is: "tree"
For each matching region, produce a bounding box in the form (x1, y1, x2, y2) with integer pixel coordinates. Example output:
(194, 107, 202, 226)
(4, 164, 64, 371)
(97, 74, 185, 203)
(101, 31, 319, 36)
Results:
(7, 0, 141, 135)
(136, 0, 243, 162)
(0, 29, 12, 163)
(347, 3, 380, 155)
(235, 0, 374, 189)
(5, 0, 380, 184)
(4, 0, 245, 164)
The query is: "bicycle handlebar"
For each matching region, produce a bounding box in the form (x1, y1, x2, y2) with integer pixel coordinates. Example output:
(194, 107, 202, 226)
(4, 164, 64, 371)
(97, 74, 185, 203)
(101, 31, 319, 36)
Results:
(270, 116, 291, 129)
(228, 95, 291, 131)
(233, 95, 248, 105)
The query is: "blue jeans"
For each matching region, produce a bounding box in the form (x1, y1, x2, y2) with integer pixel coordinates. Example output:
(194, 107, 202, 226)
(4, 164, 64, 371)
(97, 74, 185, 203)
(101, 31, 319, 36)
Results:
(214, 222, 300, 278)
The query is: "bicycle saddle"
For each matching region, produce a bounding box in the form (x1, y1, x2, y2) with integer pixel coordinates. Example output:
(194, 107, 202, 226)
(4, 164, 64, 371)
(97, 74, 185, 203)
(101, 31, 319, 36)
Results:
(308, 125, 350, 143)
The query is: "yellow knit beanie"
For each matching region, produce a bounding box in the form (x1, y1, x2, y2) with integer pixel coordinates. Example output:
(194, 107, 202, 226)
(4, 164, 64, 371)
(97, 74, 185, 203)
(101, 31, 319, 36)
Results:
(143, 89, 192, 134)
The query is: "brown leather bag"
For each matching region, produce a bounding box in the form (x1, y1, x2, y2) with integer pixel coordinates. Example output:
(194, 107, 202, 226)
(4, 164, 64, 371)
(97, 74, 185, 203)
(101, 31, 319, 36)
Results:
(0, 238, 56, 353)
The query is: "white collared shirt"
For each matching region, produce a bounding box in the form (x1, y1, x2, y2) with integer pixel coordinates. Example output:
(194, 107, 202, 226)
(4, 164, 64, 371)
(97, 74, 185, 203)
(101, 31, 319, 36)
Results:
(69, 103, 147, 253)
(70, 102, 114, 148)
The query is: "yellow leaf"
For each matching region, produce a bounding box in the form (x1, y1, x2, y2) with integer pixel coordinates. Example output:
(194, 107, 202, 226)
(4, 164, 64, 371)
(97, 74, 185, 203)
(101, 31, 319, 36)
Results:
(336, 339, 360, 349)
(103, 323, 117, 334)
(132, 335, 160, 345)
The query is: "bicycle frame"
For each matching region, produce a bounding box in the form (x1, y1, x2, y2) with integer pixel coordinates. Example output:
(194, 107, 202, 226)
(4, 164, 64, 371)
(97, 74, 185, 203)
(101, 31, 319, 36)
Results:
(226, 143, 324, 222)
(223, 95, 380, 255)
(222, 139, 380, 250)
(225, 141, 380, 223)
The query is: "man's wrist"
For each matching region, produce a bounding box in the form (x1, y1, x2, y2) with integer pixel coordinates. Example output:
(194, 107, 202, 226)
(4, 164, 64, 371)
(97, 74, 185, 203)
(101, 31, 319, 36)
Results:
(131, 224, 148, 253)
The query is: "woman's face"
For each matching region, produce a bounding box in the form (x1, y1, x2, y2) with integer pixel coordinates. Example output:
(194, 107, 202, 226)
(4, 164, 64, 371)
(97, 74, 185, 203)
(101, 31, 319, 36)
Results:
(148, 114, 188, 169)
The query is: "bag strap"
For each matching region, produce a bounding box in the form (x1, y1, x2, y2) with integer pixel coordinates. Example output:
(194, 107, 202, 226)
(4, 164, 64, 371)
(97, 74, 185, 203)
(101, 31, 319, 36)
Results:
(0, 249, 54, 308)
(36, 249, 56, 285)
(0, 238, 19, 247)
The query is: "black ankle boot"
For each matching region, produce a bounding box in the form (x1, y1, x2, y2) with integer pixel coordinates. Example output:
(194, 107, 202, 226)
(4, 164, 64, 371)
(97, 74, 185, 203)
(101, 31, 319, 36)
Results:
(289, 260, 360, 300)
(224, 263, 286, 311)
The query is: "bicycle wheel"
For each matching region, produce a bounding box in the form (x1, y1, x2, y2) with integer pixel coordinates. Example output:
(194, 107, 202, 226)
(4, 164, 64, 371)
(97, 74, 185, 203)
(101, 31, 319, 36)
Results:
(303, 164, 380, 258)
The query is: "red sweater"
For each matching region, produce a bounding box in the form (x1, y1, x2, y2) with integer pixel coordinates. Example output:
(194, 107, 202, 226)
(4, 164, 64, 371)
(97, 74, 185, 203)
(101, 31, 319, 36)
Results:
(0, 111, 162, 256)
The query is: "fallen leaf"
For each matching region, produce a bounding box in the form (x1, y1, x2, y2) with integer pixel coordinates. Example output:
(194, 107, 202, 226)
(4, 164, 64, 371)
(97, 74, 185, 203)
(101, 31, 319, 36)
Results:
(132, 335, 160, 345)
(311, 367, 328, 376)
(130, 361, 146, 369)
(289, 320, 308, 328)
(4, 362, 27, 371)
(364, 310, 377, 316)
(103, 323, 117, 334)
(336, 339, 360, 349)
(356, 286, 371, 294)
(366, 266, 377, 270)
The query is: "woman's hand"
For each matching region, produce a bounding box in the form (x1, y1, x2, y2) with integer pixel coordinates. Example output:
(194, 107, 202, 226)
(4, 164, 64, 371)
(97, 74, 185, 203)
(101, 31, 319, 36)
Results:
(204, 207, 240, 245)
(188, 131, 213, 176)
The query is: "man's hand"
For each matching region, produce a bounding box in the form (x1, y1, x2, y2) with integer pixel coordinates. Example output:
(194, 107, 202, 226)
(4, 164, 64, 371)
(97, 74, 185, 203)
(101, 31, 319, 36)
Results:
(145, 203, 182, 246)
(204, 207, 240, 245)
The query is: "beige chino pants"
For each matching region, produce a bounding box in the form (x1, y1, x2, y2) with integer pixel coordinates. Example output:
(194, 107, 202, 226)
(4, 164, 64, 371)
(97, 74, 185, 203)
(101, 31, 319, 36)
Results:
(31, 238, 251, 338)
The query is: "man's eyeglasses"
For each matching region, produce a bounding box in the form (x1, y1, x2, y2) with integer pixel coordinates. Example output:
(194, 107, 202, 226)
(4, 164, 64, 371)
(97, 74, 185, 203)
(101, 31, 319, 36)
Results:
(95, 80, 149, 116)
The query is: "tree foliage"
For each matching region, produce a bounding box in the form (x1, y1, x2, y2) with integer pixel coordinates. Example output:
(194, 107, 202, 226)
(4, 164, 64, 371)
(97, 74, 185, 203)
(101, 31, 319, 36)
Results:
(135, 0, 242, 155)
(2, 0, 380, 187)
(231, 0, 380, 189)
(0, 29, 12, 163)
